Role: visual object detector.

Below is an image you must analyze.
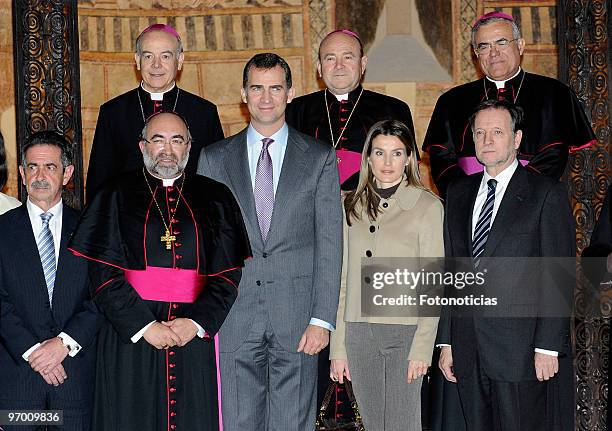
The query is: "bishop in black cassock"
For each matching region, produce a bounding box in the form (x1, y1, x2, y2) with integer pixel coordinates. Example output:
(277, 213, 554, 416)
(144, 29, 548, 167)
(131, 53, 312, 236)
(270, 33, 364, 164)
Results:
(86, 24, 224, 198)
(70, 112, 250, 431)
(286, 29, 415, 191)
(422, 11, 594, 200)
(423, 69, 595, 198)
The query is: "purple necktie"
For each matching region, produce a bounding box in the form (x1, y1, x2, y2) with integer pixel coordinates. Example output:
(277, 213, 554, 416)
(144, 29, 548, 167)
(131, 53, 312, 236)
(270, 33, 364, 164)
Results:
(254, 138, 274, 241)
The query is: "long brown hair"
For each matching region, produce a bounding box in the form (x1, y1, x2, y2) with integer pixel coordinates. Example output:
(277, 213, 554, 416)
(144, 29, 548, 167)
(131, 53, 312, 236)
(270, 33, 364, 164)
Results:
(344, 119, 430, 225)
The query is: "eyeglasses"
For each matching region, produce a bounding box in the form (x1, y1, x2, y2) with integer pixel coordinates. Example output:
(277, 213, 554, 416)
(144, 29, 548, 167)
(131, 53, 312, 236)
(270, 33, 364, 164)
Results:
(474, 38, 519, 56)
(142, 137, 189, 147)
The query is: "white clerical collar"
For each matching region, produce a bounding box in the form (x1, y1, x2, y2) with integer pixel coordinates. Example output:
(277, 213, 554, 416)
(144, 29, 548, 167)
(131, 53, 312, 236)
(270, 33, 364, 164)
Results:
(147, 171, 182, 187)
(486, 67, 522, 89)
(140, 82, 176, 101)
(333, 93, 349, 101)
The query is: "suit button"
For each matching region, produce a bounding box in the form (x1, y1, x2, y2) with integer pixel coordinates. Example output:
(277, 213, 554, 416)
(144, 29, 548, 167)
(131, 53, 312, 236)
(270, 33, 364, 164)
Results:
(262, 252, 268, 258)
(365, 250, 372, 257)
(256, 280, 262, 286)
(382, 202, 389, 208)
(369, 225, 375, 233)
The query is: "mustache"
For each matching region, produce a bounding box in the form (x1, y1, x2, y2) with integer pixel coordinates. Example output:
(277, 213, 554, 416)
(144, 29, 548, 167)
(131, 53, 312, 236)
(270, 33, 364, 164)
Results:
(155, 153, 179, 164)
(31, 180, 51, 190)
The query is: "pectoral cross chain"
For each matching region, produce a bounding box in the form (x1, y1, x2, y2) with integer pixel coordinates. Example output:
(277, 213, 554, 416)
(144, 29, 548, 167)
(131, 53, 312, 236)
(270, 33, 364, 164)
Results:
(160, 229, 176, 250)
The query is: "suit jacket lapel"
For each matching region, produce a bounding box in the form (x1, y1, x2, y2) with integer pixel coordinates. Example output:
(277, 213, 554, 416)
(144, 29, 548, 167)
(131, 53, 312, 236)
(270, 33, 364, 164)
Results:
(221, 130, 263, 250)
(55, 207, 76, 294)
(483, 167, 528, 257)
(14, 206, 51, 305)
(458, 175, 481, 257)
(267, 130, 308, 243)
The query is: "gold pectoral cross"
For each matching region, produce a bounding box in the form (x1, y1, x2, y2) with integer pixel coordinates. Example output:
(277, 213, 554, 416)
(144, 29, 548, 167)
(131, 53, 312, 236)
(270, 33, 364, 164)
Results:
(160, 229, 176, 250)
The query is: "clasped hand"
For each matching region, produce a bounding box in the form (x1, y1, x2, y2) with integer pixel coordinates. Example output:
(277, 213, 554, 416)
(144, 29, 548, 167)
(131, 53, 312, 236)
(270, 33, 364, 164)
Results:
(143, 319, 198, 349)
(28, 337, 69, 386)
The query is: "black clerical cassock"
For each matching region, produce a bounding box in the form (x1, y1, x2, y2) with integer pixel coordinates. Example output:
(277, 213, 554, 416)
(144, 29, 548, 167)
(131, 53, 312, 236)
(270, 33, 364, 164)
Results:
(423, 70, 596, 198)
(287, 85, 415, 190)
(87, 85, 225, 197)
(69, 170, 251, 431)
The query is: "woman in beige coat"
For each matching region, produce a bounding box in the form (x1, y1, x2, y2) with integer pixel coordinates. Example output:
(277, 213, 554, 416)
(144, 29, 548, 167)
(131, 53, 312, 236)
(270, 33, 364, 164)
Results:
(329, 119, 443, 430)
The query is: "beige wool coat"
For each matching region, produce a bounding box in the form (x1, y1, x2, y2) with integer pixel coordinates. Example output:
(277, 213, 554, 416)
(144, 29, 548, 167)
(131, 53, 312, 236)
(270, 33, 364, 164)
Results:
(329, 183, 444, 363)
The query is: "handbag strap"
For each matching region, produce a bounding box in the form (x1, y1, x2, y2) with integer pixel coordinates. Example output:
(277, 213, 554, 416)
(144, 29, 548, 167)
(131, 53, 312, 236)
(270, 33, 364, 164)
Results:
(317, 381, 338, 421)
(343, 381, 365, 430)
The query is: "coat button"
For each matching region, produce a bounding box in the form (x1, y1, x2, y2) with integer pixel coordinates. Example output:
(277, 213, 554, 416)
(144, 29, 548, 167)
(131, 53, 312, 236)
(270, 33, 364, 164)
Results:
(256, 280, 262, 286)
(365, 250, 372, 257)
(262, 252, 268, 258)
(382, 202, 389, 208)
(369, 225, 375, 233)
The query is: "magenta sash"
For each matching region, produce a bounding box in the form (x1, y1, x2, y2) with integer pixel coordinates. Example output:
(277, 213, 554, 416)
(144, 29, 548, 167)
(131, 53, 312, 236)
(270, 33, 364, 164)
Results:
(458, 156, 529, 175)
(125, 266, 206, 303)
(336, 149, 362, 184)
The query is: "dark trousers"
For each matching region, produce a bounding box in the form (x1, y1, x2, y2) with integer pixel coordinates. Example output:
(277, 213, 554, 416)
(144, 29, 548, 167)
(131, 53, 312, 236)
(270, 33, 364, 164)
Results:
(456, 355, 549, 431)
(0, 389, 90, 431)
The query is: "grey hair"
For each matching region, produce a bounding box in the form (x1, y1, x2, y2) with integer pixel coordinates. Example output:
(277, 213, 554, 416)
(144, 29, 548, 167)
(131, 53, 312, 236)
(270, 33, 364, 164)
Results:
(471, 17, 522, 48)
(135, 31, 183, 56)
(21, 131, 73, 170)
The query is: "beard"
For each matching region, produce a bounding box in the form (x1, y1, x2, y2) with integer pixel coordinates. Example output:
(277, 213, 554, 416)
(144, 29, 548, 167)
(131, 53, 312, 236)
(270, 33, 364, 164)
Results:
(143, 148, 189, 178)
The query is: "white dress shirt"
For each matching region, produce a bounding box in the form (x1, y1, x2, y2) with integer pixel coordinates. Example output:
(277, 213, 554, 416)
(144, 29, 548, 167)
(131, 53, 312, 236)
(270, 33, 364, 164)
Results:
(245, 123, 334, 332)
(23, 199, 82, 361)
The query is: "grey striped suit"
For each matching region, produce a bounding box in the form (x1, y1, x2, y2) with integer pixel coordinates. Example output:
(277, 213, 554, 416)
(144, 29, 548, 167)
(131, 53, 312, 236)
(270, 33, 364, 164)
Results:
(198, 126, 342, 431)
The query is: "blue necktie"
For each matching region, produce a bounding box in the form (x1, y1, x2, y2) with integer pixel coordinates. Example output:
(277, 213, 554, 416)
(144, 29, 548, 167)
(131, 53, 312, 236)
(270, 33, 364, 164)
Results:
(37, 212, 56, 306)
(472, 179, 497, 267)
(254, 138, 274, 241)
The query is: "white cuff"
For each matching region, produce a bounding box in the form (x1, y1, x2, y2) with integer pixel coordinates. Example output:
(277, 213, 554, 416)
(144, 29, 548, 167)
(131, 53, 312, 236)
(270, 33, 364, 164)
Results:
(131, 321, 156, 343)
(436, 344, 451, 348)
(189, 319, 207, 338)
(309, 318, 334, 331)
(58, 332, 82, 357)
(22, 343, 42, 361)
(534, 348, 558, 357)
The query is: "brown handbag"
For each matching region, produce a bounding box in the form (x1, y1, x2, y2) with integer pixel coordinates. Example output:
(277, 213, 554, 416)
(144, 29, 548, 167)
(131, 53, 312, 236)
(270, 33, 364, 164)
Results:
(315, 380, 365, 431)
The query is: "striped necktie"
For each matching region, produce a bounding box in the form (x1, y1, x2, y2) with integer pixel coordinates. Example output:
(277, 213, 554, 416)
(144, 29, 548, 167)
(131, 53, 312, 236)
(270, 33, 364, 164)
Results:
(472, 179, 497, 267)
(254, 138, 274, 241)
(37, 212, 56, 306)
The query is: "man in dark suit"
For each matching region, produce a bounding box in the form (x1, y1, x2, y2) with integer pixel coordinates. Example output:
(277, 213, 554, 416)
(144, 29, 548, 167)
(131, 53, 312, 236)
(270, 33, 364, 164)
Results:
(437, 100, 575, 430)
(198, 53, 343, 431)
(0, 131, 101, 430)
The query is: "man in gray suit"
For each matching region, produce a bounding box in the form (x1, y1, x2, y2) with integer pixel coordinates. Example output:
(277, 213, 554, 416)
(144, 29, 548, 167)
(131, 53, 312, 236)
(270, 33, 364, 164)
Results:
(198, 53, 343, 430)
